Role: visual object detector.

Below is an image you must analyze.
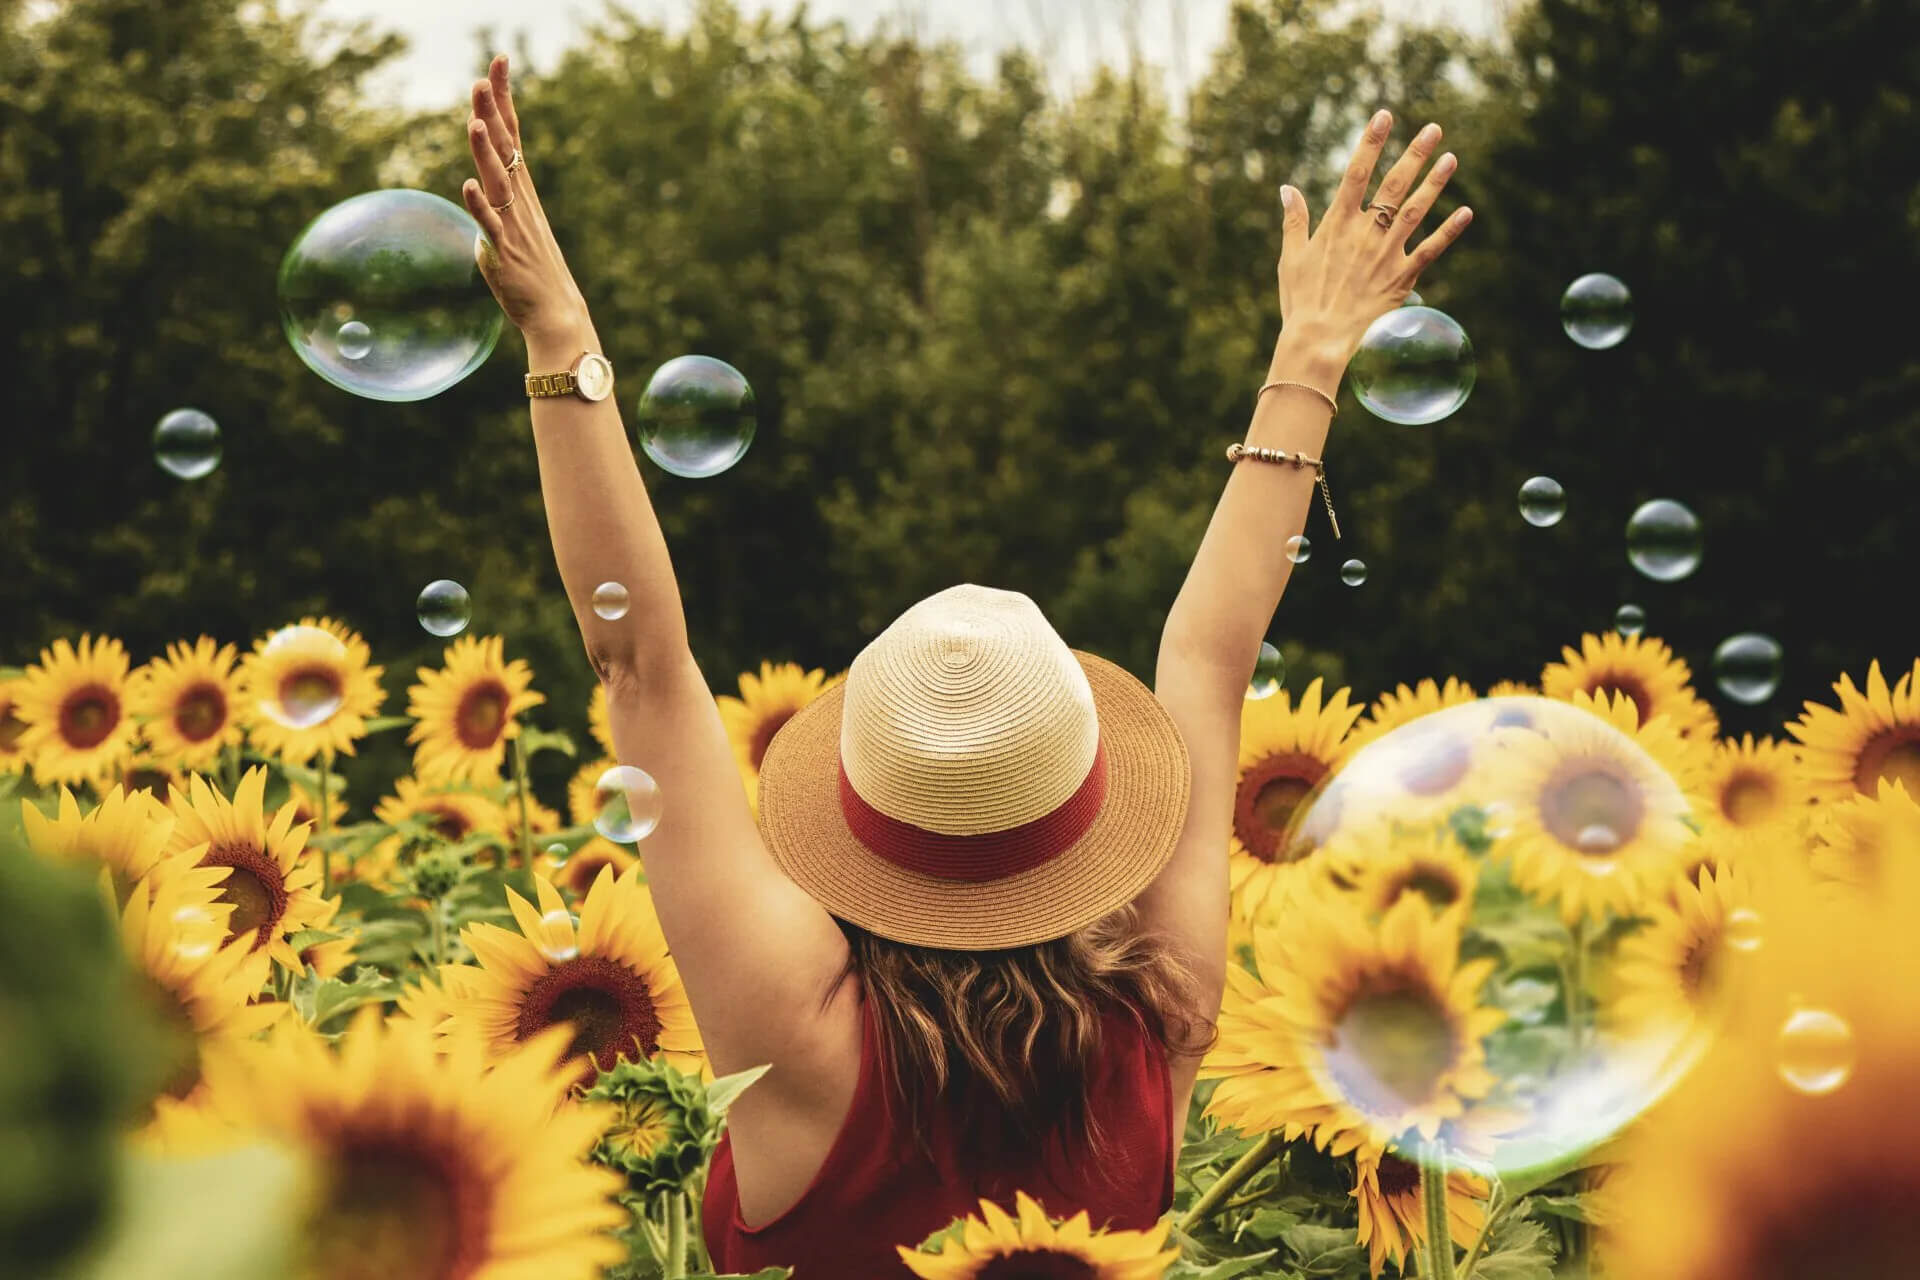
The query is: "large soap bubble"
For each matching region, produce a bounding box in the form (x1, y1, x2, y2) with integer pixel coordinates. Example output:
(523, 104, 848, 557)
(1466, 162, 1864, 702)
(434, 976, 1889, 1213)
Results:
(278, 190, 502, 402)
(635, 355, 757, 478)
(1348, 305, 1476, 426)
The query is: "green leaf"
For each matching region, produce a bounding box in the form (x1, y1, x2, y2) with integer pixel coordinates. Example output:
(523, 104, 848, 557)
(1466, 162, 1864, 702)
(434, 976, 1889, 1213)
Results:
(282, 928, 342, 954)
(309, 970, 404, 1028)
(1169, 1248, 1279, 1278)
(0, 666, 25, 680)
(519, 726, 579, 759)
(1471, 1241, 1556, 1280)
(913, 1215, 969, 1254)
(704, 1063, 772, 1118)
(698, 1270, 793, 1279)
(1525, 1192, 1612, 1226)
(1277, 1224, 1366, 1277)
(359, 715, 415, 734)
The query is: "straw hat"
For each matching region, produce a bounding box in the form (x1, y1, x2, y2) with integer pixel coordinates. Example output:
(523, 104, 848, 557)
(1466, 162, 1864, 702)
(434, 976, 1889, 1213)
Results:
(756, 584, 1190, 949)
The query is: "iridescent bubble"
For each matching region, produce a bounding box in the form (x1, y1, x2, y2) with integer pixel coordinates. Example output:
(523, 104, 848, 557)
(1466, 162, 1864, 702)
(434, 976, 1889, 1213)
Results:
(636, 355, 757, 479)
(257, 625, 348, 730)
(1614, 604, 1647, 637)
(1248, 643, 1286, 701)
(1712, 633, 1784, 705)
(1341, 559, 1368, 586)
(1348, 306, 1476, 426)
(1777, 1007, 1855, 1096)
(336, 319, 373, 360)
(1517, 475, 1566, 527)
(1402, 290, 1424, 307)
(593, 765, 663, 844)
(535, 908, 580, 963)
(1561, 272, 1634, 350)
(1625, 499, 1703, 582)
(544, 840, 570, 863)
(591, 582, 631, 621)
(415, 579, 471, 637)
(278, 189, 502, 402)
(1286, 534, 1312, 564)
(153, 408, 222, 480)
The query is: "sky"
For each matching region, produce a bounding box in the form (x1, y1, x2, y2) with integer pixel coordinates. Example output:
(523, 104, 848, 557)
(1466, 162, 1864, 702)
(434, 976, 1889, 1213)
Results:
(316, 0, 1509, 110)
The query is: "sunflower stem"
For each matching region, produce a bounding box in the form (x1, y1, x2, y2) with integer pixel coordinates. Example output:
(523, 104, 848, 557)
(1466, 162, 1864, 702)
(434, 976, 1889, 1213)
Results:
(317, 750, 333, 897)
(221, 742, 240, 796)
(663, 1190, 689, 1278)
(1176, 1131, 1287, 1233)
(510, 733, 537, 898)
(1569, 918, 1590, 1054)
(1455, 1179, 1505, 1279)
(429, 899, 447, 968)
(1419, 1143, 1457, 1280)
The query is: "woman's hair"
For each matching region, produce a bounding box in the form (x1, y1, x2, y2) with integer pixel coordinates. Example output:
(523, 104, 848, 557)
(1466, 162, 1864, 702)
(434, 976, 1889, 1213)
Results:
(827, 904, 1216, 1180)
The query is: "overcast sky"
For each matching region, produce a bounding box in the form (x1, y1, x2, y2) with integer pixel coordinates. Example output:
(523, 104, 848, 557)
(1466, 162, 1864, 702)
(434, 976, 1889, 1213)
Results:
(317, 0, 1508, 110)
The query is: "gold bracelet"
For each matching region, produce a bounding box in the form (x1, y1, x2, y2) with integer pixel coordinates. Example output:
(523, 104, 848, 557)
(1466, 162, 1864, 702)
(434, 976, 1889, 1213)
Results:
(1256, 379, 1339, 417)
(1226, 442, 1342, 540)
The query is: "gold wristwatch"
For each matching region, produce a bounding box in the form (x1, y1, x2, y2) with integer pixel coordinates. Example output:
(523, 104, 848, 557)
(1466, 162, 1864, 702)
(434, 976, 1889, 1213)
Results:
(525, 352, 615, 402)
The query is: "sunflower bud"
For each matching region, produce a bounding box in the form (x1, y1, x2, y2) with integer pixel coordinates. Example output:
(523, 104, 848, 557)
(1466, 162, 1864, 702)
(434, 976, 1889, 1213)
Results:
(583, 1056, 711, 1195)
(408, 848, 462, 900)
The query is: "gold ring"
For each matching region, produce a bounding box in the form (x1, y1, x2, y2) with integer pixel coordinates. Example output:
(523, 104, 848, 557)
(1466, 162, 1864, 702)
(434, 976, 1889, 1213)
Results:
(1369, 202, 1399, 229)
(489, 191, 516, 213)
(504, 149, 524, 177)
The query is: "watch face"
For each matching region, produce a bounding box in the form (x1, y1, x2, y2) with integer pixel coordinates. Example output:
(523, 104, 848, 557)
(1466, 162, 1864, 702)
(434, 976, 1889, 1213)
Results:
(575, 354, 614, 401)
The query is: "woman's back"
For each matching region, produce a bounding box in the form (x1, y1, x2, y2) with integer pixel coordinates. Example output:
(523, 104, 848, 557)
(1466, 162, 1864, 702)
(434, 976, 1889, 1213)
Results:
(702, 990, 1176, 1278)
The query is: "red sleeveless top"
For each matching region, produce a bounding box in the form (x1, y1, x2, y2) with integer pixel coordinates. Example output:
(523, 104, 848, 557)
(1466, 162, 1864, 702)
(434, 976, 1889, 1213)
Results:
(702, 998, 1176, 1278)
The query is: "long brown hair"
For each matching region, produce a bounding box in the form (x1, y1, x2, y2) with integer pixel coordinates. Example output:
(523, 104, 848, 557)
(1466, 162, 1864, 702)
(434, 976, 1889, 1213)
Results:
(827, 904, 1216, 1180)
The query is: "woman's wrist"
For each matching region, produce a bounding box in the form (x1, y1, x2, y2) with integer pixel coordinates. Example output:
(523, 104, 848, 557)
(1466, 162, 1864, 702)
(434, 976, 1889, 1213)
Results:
(1267, 325, 1351, 395)
(523, 310, 598, 370)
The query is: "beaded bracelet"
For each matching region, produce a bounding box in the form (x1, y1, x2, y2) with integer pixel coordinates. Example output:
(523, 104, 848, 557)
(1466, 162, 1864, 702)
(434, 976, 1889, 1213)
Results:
(1226, 441, 1342, 539)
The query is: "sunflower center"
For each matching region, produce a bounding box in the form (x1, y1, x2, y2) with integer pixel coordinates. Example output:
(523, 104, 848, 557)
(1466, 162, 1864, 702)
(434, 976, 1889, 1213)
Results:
(309, 1137, 487, 1280)
(1854, 730, 1920, 798)
(203, 842, 289, 946)
(277, 667, 344, 728)
(1719, 768, 1779, 827)
(1399, 730, 1473, 796)
(172, 682, 228, 742)
(425, 804, 473, 841)
(1377, 1151, 1422, 1197)
(1541, 764, 1644, 855)
(1390, 865, 1463, 910)
(516, 953, 663, 1071)
(1676, 929, 1725, 1004)
(566, 852, 616, 892)
(455, 680, 511, 750)
(975, 1251, 1099, 1280)
(1325, 981, 1457, 1120)
(124, 766, 173, 799)
(0, 702, 26, 754)
(58, 683, 120, 750)
(609, 1097, 673, 1162)
(748, 708, 798, 770)
(1235, 752, 1331, 863)
(1590, 675, 1652, 726)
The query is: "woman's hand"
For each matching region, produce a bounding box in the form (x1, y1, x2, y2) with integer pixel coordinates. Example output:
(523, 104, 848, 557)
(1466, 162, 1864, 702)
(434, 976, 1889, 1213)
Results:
(1274, 109, 1472, 364)
(461, 55, 590, 347)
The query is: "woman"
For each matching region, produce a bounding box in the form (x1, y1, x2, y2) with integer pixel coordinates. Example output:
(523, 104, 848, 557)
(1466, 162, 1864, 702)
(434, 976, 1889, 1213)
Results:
(458, 55, 1468, 1276)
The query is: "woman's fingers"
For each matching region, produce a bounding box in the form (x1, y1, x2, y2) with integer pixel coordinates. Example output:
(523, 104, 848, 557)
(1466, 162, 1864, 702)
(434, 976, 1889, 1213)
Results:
(1404, 205, 1474, 281)
(1333, 109, 1393, 218)
(473, 81, 517, 169)
(1278, 184, 1310, 262)
(1393, 151, 1458, 241)
(468, 117, 515, 213)
(1370, 122, 1443, 217)
(489, 55, 522, 148)
(462, 179, 506, 256)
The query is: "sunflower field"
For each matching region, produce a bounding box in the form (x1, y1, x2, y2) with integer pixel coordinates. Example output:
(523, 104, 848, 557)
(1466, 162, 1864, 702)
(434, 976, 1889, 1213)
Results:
(5, 618, 1920, 1278)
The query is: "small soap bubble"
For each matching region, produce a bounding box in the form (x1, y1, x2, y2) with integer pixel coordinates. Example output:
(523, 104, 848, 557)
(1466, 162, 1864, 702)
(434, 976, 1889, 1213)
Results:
(153, 408, 223, 480)
(545, 840, 570, 861)
(1561, 272, 1634, 350)
(1340, 559, 1368, 587)
(1777, 1007, 1855, 1096)
(1723, 907, 1764, 953)
(1614, 604, 1647, 637)
(1402, 290, 1423, 307)
(1625, 499, 1703, 582)
(1285, 534, 1312, 564)
(1517, 475, 1566, 527)
(535, 908, 580, 963)
(1348, 306, 1476, 426)
(336, 319, 372, 360)
(593, 765, 663, 844)
(1248, 642, 1286, 701)
(636, 355, 757, 478)
(591, 582, 631, 621)
(1712, 633, 1784, 705)
(415, 579, 472, 637)
(257, 625, 348, 730)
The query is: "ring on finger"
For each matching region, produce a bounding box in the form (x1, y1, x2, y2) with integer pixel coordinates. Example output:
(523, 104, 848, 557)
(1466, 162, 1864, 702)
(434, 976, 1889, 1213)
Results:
(490, 191, 517, 213)
(504, 149, 525, 177)
(1368, 201, 1399, 229)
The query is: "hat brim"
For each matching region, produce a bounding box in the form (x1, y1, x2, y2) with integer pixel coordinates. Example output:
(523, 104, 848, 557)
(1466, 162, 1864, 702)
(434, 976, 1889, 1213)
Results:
(756, 650, 1191, 949)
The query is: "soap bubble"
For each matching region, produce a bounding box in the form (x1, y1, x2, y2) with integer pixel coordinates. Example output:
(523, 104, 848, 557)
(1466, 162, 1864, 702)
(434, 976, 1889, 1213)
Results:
(1517, 476, 1566, 527)
(1348, 306, 1476, 426)
(534, 908, 580, 962)
(1286, 535, 1312, 564)
(636, 355, 756, 478)
(1626, 499, 1703, 582)
(544, 840, 570, 863)
(1262, 696, 1703, 1180)
(593, 765, 663, 844)
(1723, 907, 1763, 953)
(1711, 633, 1783, 705)
(1402, 290, 1424, 307)
(278, 189, 502, 402)
(1561, 273, 1633, 350)
(416, 580, 472, 637)
(1341, 559, 1368, 586)
(256, 625, 349, 730)
(1614, 604, 1646, 637)
(1248, 643, 1286, 701)
(153, 409, 222, 480)
(591, 582, 631, 621)
(1777, 1007, 1854, 1096)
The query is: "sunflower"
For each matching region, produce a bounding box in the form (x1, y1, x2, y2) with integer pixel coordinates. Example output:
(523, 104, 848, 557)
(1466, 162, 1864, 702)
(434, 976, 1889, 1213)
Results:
(541, 837, 640, 898)
(1342, 677, 1480, 758)
(22, 784, 222, 907)
(1352, 1147, 1487, 1278)
(188, 1011, 627, 1279)
(120, 871, 285, 1128)
(0, 676, 29, 776)
(1335, 698, 1505, 828)
(128, 636, 243, 773)
(358, 776, 509, 887)
(567, 755, 619, 825)
(119, 736, 185, 802)
(442, 867, 705, 1077)
(1203, 895, 1505, 1157)
(1701, 735, 1809, 837)
(1335, 823, 1480, 921)
(898, 1190, 1179, 1280)
(1807, 776, 1920, 892)
(164, 769, 330, 971)
(1492, 691, 1703, 924)
(1486, 680, 1537, 699)
(588, 681, 614, 757)
(285, 779, 350, 831)
(716, 661, 842, 812)
(1541, 631, 1719, 739)
(1230, 677, 1366, 919)
(12, 634, 138, 784)
(1788, 657, 1920, 802)
(406, 634, 544, 785)
(1610, 863, 1760, 1037)
(235, 617, 385, 765)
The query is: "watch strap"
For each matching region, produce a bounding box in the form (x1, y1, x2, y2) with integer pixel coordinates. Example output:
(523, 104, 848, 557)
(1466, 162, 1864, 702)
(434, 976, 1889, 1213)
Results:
(525, 369, 579, 398)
